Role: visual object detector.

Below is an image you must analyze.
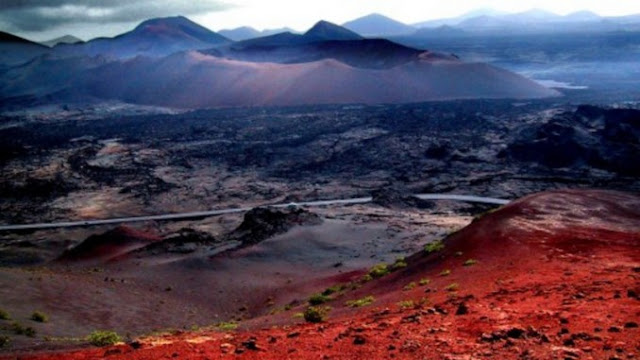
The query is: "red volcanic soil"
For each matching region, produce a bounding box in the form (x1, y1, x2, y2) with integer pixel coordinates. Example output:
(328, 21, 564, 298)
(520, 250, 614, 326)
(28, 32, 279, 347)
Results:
(6, 189, 639, 360)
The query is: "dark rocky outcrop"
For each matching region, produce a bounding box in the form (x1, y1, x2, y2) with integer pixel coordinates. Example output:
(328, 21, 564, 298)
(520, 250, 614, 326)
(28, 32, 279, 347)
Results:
(505, 105, 640, 175)
(228, 207, 323, 246)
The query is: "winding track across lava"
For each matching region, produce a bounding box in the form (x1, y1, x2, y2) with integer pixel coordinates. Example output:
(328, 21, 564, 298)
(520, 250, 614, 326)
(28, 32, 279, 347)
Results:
(0, 194, 509, 231)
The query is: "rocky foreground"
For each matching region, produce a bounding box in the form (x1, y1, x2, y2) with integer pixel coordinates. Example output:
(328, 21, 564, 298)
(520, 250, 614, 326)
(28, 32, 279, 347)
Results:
(4, 189, 638, 359)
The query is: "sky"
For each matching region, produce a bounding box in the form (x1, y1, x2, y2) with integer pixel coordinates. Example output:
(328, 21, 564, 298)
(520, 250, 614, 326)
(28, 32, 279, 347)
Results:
(2, 0, 640, 42)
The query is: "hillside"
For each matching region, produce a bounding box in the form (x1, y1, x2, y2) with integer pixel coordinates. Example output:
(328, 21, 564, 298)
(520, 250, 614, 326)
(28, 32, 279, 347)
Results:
(8, 189, 639, 359)
(52, 16, 230, 59)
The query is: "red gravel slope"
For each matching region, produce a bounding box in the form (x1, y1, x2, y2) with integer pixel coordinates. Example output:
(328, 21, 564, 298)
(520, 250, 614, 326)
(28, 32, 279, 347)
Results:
(5, 189, 639, 360)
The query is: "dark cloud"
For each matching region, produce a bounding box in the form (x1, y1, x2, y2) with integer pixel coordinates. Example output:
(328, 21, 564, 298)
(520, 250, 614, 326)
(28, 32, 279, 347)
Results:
(0, 0, 232, 32)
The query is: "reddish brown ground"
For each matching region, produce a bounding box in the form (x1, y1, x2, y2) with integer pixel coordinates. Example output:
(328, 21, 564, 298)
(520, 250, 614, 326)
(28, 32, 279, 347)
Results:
(3, 189, 639, 360)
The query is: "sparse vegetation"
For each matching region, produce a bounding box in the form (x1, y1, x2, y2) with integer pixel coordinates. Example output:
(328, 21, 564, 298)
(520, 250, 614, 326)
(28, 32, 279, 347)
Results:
(87, 330, 122, 347)
(391, 257, 407, 270)
(0, 309, 9, 320)
(397, 300, 415, 309)
(303, 306, 331, 323)
(454, 251, 463, 257)
(292, 312, 304, 318)
(463, 259, 478, 266)
(0, 335, 10, 348)
(368, 263, 390, 278)
(11, 322, 36, 337)
(308, 293, 332, 305)
(445, 283, 459, 291)
(419, 278, 431, 286)
(345, 296, 375, 308)
(424, 240, 445, 254)
(322, 284, 346, 296)
(31, 311, 48, 323)
(216, 322, 238, 331)
(439, 269, 451, 276)
(360, 274, 373, 283)
(403, 282, 417, 291)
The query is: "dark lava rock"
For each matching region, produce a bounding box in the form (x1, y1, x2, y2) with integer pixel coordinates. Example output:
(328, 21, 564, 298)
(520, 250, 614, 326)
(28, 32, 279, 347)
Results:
(455, 303, 469, 315)
(57, 226, 161, 262)
(371, 185, 423, 209)
(504, 106, 640, 175)
(353, 335, 366, 345)
(138, 228, 218, 255)
(229, 207, 322, 246)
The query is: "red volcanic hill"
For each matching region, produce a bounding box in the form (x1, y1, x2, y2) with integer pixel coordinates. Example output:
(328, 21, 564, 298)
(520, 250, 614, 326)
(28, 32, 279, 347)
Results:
(73, 52, 558, 108)
(17, 189, 640, 360)
(57, 226, 161, 263)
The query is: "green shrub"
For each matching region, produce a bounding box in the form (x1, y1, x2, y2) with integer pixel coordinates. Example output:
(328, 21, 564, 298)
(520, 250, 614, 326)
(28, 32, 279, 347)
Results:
(322, 284, 346, 296)
(292, 312, 304, 318)
(463, 259, 478, 266)
(368, 263, 390, 278)
(0, 309, 9, 320)
(419, 278, 431, 286)
(345, 296, 375, 308)
(397, 300, 415, 309)
(216, 322, 238, 331)
(87, 331, 121, 347)
(0, 335, 10, 348)
(31, 311, 48, 323)
(391, 257, 407, 270)
(308, 293, 332, 305)
(303, 306, 331, 323)
(360, 274, 373, 283)
(444, 283, 459, 292)
(424, 240, 445, 254)
(439, 269, 451, 276)
(11, 322, 36, 337)
(403, 282, 417, 291)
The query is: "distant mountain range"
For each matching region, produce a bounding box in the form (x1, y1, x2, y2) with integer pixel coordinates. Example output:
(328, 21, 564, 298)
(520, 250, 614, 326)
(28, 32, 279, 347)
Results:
(53, 16, 230, 58)
(40, 35, 83, 47)
(218, 26, 295, 41)
(342, 13, 415, 37)
(0, 14, 569, 109)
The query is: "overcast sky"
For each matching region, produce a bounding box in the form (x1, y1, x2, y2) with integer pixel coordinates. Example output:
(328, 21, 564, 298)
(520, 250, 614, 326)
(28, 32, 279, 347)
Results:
(3, 0, 640, 41)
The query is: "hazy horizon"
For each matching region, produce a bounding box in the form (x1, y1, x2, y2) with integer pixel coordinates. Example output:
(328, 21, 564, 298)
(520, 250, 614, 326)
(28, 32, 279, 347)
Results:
(2, 0, 640, 42)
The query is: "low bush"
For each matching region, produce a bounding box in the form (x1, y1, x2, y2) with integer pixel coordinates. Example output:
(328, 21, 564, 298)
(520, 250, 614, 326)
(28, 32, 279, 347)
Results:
(439, 269, 451, 276)
(31, 311, 48, 323)
(322, 284, 346, 296)
(308, 293, 332, 305)
(397, 300, 415, 309)
(368, 263, 390, 278)
(463, 259, 478, 266)
(403, 282, 417, 291)
(445, 283, 459, 292)
(345, 296, 375, 308)
(0, 335, 9, 348)
(419, 278, 431, 286)
(87, 330, 121, 347)
(424, 240, 445, 254)
(391, 257, 407, 270)
(0, 309, 9, 320)
(216, 322, 238, 331)
(11, 322, 36, 337)
(303, 306, 331, 323)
